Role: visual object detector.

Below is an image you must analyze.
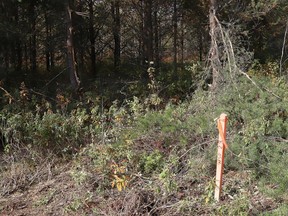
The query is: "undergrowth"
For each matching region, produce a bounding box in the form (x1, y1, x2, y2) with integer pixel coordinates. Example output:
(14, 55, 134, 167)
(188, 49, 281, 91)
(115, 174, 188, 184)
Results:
(0, 73, 287, 214)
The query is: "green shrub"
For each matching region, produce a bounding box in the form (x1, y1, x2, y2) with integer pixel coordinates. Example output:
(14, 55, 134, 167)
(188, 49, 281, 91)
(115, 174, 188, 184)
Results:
(140, 151, 164, 174)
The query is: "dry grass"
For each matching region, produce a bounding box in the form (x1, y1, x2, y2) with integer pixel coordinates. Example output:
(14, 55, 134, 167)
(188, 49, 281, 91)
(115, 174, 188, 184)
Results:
(0, 149, 283, 216)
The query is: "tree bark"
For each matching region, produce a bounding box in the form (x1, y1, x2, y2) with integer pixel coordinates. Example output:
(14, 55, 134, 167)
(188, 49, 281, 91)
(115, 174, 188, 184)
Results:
(143, 0, 153, 63)
(88, 0, 96, 75)
(153, 4, 160, 69)
(209, 0, 220, 90)
(173, 0, 178, 74)
(180, 9, 185, 69)
(24, 43, 28, 71)
(14, 3, 22, 71)
(45, 11, 51, 71)
(16, 40, 22, 71)
(66, 0, 81, 94)
(198, 28, 203, 62)
(28, 0, 37, 74)
(111, 0, 121, 73)
(75, 1, 85, 72)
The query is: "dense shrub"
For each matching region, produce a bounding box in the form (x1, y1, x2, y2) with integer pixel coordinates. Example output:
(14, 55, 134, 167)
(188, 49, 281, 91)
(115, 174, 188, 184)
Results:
(0, 68, 287, 214)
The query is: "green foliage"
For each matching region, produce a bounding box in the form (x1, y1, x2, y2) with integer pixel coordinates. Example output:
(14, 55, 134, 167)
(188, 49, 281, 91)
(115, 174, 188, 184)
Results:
(213, 76, 288, 197)
(70, 167, 89, 186)
(216, 196, 250, 216)
(141, 151, 164, 174)
(0, 106, 92, 155)
(248, 60, 280, 78)
(262, 204, 288, 216)
(202, 178, 216, 204)
(1, 62, 288, 215)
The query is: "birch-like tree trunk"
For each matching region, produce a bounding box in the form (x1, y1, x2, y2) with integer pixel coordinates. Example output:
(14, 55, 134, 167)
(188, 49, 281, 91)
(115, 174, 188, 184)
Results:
(209, 0, 220, 90)
(66, 0, 81, 94)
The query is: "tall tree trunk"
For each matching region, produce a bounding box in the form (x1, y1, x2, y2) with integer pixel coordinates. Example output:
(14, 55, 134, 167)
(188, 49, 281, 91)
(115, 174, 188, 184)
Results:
(139, 2, 144, 63)
(50, 25, 54, 69)
(153, 4, 160, 69)
(24, 43, 28, 72)
(49, 22, 54, 69)
(88, 0, 96, 75)
(45, 11, 51, 71)
(209, 0, 220, 90)
(180, 10, 185, 70)
(143, 0, 153, 63)
(75, 1, 85, 72)
(16, 40, 22, 71)
(4, 44, 9, 72)
(66, 0, 81, 94)
(28, 0, 37, 74)
(14, 3, 22, 71)
(10, 43, 16, 69)
(111, 0, 121, 73)
(173, 0, 178, 75)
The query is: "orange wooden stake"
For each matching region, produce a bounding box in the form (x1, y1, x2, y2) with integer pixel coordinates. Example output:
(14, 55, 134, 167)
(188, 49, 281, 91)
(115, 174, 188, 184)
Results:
(215, 113, 228, 202)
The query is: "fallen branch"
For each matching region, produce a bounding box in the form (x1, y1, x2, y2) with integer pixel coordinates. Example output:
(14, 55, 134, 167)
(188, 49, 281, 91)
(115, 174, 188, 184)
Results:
(0, 86, 15, 103)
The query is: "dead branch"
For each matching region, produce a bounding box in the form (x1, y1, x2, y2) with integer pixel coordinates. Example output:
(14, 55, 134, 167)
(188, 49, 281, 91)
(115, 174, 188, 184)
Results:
(279, 20, 288, 76)
(0, 86, 15, 103)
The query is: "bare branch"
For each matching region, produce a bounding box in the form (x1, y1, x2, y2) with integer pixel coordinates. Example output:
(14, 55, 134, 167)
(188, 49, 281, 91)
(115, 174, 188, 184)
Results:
(0, 86, 15, 103)
(280, 20, 288, 76)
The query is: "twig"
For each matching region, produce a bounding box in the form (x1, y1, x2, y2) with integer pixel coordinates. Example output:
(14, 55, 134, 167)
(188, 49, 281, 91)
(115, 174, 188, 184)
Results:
(237, 68, 281, 99)
(214, 16, 282, 100)
(214, 16, 234, 77)
(29, 89, 57, 102)
(265, 136, 288, 143)
(42, 67, 68, 90)
(280, 20, 288, 76)
(178, 139, 217, 160)
(0, 86, 15, 102)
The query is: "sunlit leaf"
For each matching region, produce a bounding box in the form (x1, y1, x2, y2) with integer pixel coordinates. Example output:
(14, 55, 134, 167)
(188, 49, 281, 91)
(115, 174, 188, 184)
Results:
(117, 182, 122, 191)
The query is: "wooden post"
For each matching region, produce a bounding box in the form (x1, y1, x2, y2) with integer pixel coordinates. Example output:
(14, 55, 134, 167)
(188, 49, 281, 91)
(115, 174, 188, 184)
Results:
(215, 113, 228, 202)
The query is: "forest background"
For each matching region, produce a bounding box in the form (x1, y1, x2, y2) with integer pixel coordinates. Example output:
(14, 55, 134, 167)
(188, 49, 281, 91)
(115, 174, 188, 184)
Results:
(0, 0, 288, 215)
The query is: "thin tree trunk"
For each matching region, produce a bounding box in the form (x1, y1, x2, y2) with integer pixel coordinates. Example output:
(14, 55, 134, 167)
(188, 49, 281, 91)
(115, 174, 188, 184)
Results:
(153, 5, 160, 69)
(88, 0, 96, 75)
(10, 43, 16, 69)
(143, 0, 153, 63)
(198, 28, 203, 62)
(29, 1, 37, 74)
(14, 3, 22, 71)
(16, 40, 22, 71)
(66, 0, 81, 94)
(24, 43, 28, 71)
(45, 11, 51, 71)
(180, 10, 184, 70)
(173, 0, 178, 75)
(139, 2, 144, 63)
(111, 0, 121, 73)
(49, 22, 54, 68)
(50, 25, 54, 69)
(4, 44, 9, 72)
(209, 0, 219, 90)
(75, 1, 85, 72)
